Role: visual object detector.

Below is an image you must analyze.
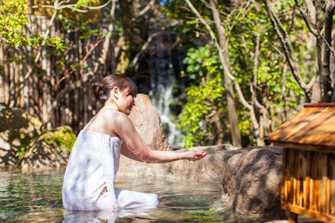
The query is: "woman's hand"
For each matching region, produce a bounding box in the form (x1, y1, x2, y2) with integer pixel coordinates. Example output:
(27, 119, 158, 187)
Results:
(183, 150, 207, 161)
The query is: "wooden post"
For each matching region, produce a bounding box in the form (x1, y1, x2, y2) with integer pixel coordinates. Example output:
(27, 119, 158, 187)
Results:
(0, 46, 4, 103)
(27, 0, 34, 15)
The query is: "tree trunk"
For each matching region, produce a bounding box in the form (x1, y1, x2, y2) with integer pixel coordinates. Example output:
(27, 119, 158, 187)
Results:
(27, 0, 34, 15)
(209, 0, 241, 146)
(320, 1, 335, 102)
(213, 110, 225, 144)
(311, 0, 335, 102)
(117, 0, 132, 73)
(94, 0, 117, 74)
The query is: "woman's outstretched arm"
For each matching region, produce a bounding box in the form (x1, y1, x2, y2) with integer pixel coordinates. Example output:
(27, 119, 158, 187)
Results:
(115, 112, 207, 163)
(121, 143, 207, 163)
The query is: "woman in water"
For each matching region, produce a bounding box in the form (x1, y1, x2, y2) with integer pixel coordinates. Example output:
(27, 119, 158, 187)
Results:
(62, 74, 207, 211)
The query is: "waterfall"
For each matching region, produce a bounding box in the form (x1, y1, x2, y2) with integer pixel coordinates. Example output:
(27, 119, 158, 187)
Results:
(150, 70, 182, 145)
(147, 32, 183, 146)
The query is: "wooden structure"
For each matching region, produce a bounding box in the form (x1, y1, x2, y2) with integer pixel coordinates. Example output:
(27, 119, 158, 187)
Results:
(269, 103, 335, 222)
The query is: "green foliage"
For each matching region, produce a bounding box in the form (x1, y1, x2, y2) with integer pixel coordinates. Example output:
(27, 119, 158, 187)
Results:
(227, 1, 304, 140)
(40, 126, 76, 152)
(0, 0, 29, 46)
(178, 45, 225, 147)
(166, 0, 308, 146)
(47, 36, 66, 51)
(0, 0, 319, 150)
(75, 0, 94, 8)
(0, 0, 66, 51)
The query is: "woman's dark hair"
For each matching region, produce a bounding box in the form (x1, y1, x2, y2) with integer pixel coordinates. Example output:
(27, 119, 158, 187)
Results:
(94, 74, 137, 101)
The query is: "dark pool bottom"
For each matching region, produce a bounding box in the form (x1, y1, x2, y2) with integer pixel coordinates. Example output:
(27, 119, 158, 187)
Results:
(0, 168, 235, 223)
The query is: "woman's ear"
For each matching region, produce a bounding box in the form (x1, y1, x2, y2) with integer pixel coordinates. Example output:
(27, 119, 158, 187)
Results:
(113, 87, 119, 100)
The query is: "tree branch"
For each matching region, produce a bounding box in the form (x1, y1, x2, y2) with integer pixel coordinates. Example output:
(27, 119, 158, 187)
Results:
(129, 32, 162, 69)
(137, 0, 155, 18)
(92, 0, 117, 74)
(185, 0, 236, 81)
(294, 0, 319, 36)
(263, 0, 311, 101)
(294, 0, 335, 57)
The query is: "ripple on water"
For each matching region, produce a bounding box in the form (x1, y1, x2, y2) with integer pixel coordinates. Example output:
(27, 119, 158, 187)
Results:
(0, 168, 231, 223)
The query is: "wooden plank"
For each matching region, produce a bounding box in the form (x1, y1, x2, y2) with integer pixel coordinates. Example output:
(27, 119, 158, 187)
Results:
(282, 148, 288, 205)
(269, 105, 335, 149)
(275, 143, 335, 154)
(284, 203, 335, 222)
(325, 153, 330, 215)
(304, 103, 335, 107)
(14, 60, 20, 106)
(310, 151, 317, 212)
(287, 149, 294, 204)
(292, 150, 297, 206)
(295, 150, 300, 207)
(0, 46, 4, 103)
(301, 150, 310, 209)
(4, 47, 9, 104)
(22, 54, 28, 110)
(318, 154, 328, 214)
(297, 150, 305, 208)
(315, 154, 320, 213)
(9, 57, 14, 103)
(330, 154, 335, 216)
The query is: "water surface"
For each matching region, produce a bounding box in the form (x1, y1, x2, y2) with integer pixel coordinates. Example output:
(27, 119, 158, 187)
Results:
(0, 168, 233, 222)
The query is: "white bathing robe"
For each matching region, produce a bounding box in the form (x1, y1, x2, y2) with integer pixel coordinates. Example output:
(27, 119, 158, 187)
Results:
(62, 129, 159, 211)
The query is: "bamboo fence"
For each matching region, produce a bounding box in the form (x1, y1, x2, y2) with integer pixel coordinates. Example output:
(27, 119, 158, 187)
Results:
(0, 15, 103, 132)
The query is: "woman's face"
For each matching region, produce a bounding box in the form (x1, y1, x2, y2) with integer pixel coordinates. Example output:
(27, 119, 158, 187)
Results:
(114, 87, 135, 115)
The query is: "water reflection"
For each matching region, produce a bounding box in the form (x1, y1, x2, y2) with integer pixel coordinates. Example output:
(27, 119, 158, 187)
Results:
(63, 210, 118, 223)
(63, 208, 154, 223)
(0, 168, 227, 222)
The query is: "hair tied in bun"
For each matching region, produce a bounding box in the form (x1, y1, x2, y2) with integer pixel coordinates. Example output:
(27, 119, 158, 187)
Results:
(93, 82, 108, 101)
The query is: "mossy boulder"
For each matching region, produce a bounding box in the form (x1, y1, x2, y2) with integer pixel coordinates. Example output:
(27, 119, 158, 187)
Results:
(0, 104, 76, 169)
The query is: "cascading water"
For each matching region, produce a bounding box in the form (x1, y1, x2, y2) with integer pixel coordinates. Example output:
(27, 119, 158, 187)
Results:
(150, 70, 181, 145)
(148, 32, 183, 146)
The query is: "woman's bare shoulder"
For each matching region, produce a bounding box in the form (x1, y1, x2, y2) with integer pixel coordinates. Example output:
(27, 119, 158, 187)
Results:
(100, 108, 130, 125)
(98, 108, 134, 136)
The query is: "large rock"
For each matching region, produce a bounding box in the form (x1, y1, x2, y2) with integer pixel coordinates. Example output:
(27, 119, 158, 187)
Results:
(0, 107, 73, 170)
(220, 147, 285, 220)
(117, 146, 285, 221)
(0, 138, 16, 167)
(129, 94, 168, 150)
(20, 146, 69, 172)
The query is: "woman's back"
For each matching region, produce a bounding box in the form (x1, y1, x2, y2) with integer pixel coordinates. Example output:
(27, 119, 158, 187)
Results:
(62, 129, 122, 210)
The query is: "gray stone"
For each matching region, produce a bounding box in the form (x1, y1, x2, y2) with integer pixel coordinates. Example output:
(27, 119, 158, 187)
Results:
(226, 148, 285, 220)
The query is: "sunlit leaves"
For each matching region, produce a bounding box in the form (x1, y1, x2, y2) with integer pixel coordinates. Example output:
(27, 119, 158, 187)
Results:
(0, 0, 28, 46)
(178, 45, 224, 147)
(165, 0, 308, 146)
